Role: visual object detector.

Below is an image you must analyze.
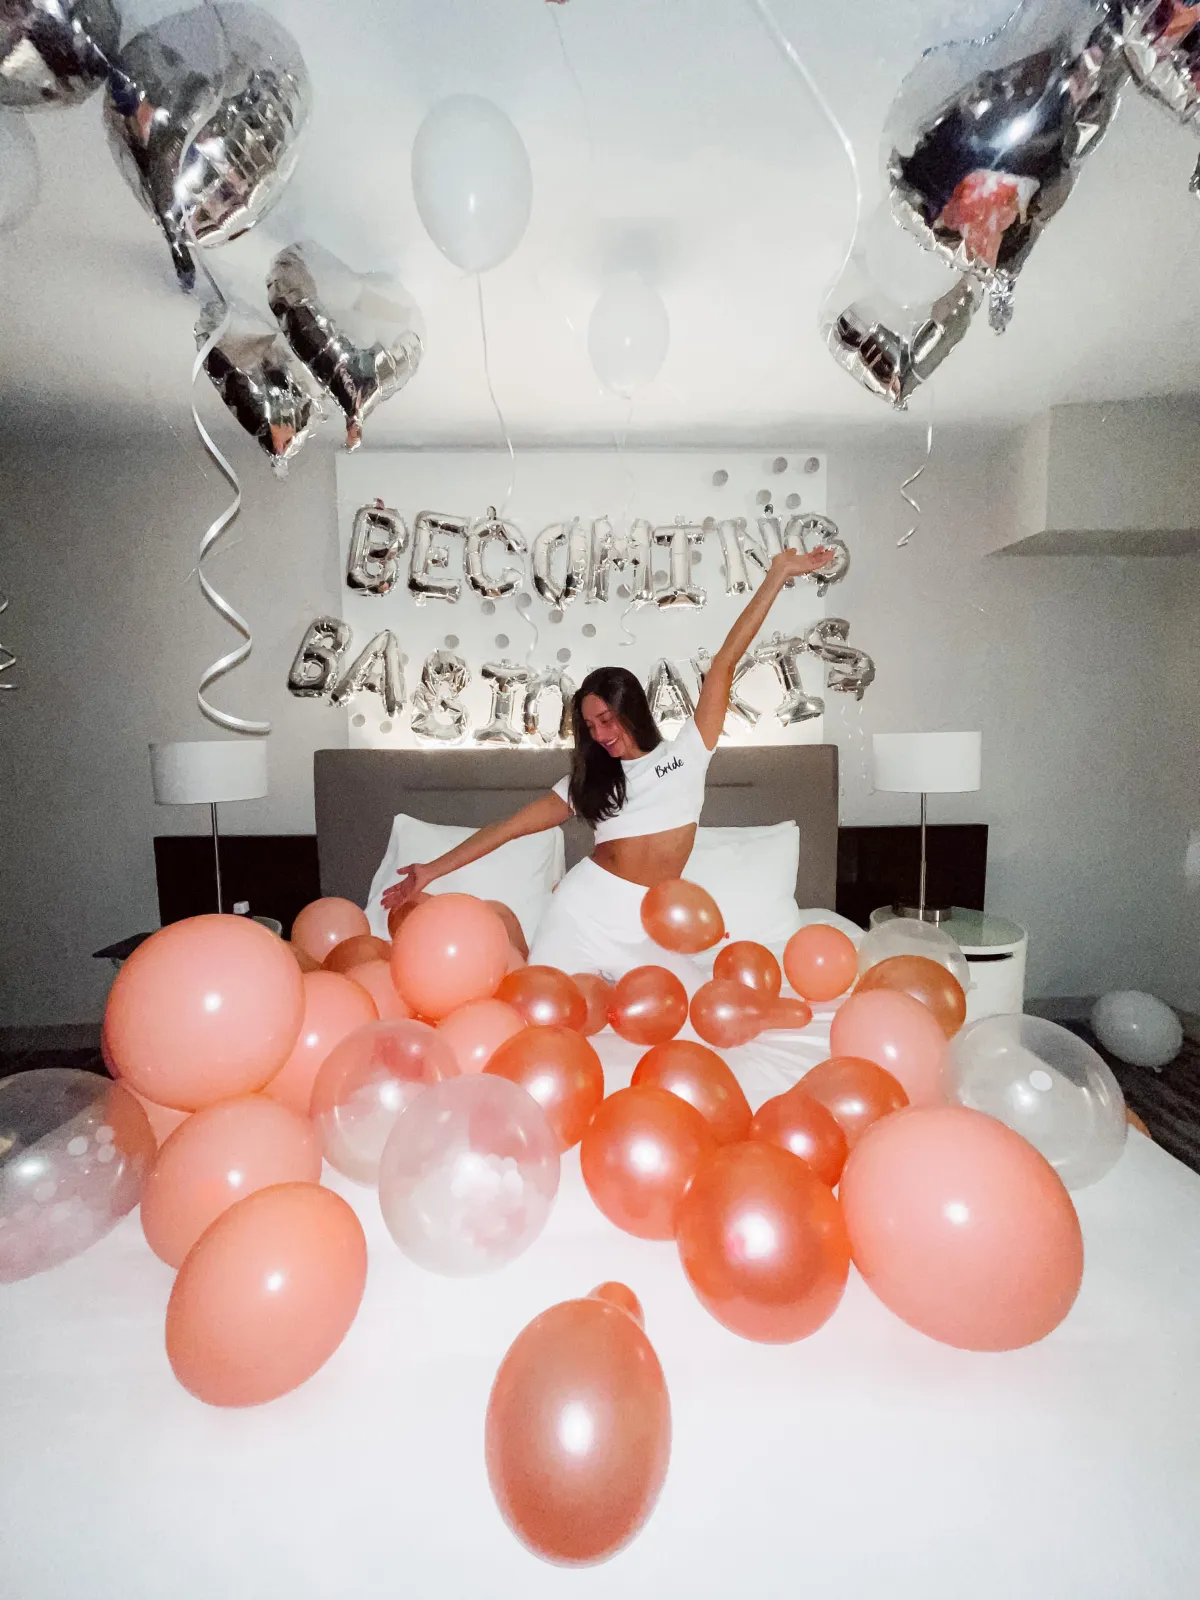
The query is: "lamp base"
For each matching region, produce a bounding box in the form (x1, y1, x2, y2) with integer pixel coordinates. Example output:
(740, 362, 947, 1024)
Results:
(891, 902, 952, 925)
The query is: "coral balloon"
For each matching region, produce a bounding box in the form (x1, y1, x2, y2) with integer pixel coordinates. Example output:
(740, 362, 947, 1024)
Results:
(839, 1106, 1084, 1350)
(640, 878, 725, 954)
(391, 894, 510, 1020)
(324, 934, 390, 973)
(264, 971, 378, 1116)
(311, 1018, 458, 1184)
(344, 959, 413, 1021)
(140, 1095, 321, 1268)
(288, 940, 321, 973)
(495, 965, 586, 1030)
(609, 966, 688, 1046)
(713, 941, 781, 996)
(857, 954, 966, 1038)
(784, 924, 858, 1002)
(676, 1142, 850, 1342)
(291, 897, 370, 964)
(126, 1088, 190, 1145)
(750, 1084, 848, 1188)
(486, 1287, 671, 1565)
(580, 1086, 715, 1240)
(857, 918, 970, 992)
(387, 902, 418, 940)
(166, 1183, 367, 1407)
(486, 1025, 604, 1151)
(690, 980, 811, 1049)
(104, 915, 304, 1111)
(799, 1056, 909, 1149)
(632, 1039, 752, 1145)
(438, 998, 525, 1074)
(829, 989, 947, 1108)
(572, 972, 614, 1035)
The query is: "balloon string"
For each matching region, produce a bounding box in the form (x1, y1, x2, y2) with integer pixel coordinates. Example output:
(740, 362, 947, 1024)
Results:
(0, 590, 16, 692)
(897, 421, 933, 549)
(516, 595, 540, 666)
(614, 398, 640, 649)
(477, 275, 516, 519)
(925, 1, 1026, 58)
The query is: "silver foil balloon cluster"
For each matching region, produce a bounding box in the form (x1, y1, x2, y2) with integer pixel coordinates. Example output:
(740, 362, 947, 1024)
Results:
(823, 275, 982, 411)
(195, 297, 320, 474)
(1, 0, 119, 110)
(1119, 0, 1200, 187)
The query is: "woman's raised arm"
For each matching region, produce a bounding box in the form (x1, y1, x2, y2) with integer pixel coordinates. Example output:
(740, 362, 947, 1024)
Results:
(381, 790, 572, 911)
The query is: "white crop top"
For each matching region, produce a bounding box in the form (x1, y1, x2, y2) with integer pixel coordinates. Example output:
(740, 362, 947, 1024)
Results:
(552, 718, 714, 842)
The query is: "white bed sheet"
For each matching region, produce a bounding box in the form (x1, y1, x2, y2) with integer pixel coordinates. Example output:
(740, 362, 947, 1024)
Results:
(3, 1020, 1200, 1600)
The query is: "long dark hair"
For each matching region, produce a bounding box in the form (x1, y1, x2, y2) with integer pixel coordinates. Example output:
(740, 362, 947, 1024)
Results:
(568, 666, 663, 827)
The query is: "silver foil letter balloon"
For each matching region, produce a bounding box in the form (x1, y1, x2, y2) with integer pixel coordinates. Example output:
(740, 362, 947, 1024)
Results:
(691, 648, 760, 730)
(589, 518, 654, 605)
(331, 631, 405, 717)
(474, 661, 532, 745)
(195, 297, 320, 476)
(523, 667, 575, 745)
(823, 275, 981, 408)
(287, 616, 351, 698)
(804, 618, 876, 699)
(653, 524, 706, 608)
(530, 521, 568, 606)
(466, 509, 526, 599)
(411, 650, 471, 742)
(711, 519, 751, 597)
(408, 511, 466, 604)
(645, 659, 695, 726)
(785, 514, 850, 597)
(1, 0, 120, 111)
(754, 633, 824, 725)
(347, 500, 408, 596)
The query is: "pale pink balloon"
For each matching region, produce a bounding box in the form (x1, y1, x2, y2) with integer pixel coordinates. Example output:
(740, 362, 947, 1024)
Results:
(104, 915, 305, 1111)
(829, 989, 948, 1108)
(344, 959, 414, 1021)
(128, 1087, 190, 1145)
(391, 894, 511, 1020)
(264, 971, 378, 1116)
(438, 999, 526, 1075)
(140, 1095, 322, 1268)
(291, 898, 371, 964)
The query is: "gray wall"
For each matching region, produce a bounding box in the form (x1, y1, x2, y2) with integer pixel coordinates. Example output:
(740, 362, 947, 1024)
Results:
(1, 422, 1196, 1025)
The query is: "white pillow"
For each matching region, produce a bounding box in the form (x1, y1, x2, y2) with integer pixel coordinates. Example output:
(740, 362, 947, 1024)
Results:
(365, 815, 565, 945)
(685, 823, 803, 946)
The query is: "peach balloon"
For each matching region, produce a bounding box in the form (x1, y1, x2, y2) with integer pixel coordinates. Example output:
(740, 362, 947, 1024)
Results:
(839, 1106, 1084, 1350)
(496, 966, 586, 1030)
(580, 1087, 715, 1239)
(288, 941, 321, 973)
(632, 1039, 752, 1145)
(104, 915, 305, 1111)
(391, 894, 510, 1020)
(264, 971, 378, 1116)
(140, 1095, 322, 1267)
(344, 959, 413, 1021)
(749, 1084, 848, 1188)
(572, 973, 614, 1035)
(800, 1056, 909, 1149)
(127, 1088, 190, 1145)
(324, 934, 391, 973)
(784, 924, 859, 1002)
(387, 902, 419, 940)
(713, 941, 781, 997)
(640, 878, 725, 954)
(609, 966, 688, 1047)
(291, 898, 370, 964)
(830, 990, 948, 1108)
(166, 1183, 367, 1406)
(855, 954, 967, 1039)
(690, 980, 811, 1049)
(486, 1025, 604, 1151)
(438, 999, 526, 1074)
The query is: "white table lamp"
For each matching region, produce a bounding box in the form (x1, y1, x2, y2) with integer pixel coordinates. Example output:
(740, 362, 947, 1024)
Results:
(149, 740, 268, 914)
(872, 731, 981, 922)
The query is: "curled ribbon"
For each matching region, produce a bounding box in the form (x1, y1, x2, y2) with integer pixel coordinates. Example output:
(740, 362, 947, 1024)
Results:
(0, 590, 16, 692)
(897, 422, 933, 549)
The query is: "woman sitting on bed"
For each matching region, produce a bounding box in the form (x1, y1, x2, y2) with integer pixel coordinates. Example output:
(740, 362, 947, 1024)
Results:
(381, 546, 833, 979)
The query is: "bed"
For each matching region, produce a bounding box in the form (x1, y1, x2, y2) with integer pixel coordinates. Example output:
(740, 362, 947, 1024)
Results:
(3, 746, 1200, 1600)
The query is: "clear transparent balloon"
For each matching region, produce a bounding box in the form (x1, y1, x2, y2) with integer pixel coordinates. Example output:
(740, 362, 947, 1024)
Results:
(1090, 990, 1183, 1070)
(857, 918, 970, 992)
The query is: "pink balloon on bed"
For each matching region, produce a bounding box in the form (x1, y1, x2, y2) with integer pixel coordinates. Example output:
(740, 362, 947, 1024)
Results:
(291, 898, 371, 964)
(438, 999, 526, 1075)
(344, 959, 414, 1021)
(391, 895, 512, 1020)
(829, 990, 948, 1108)
(264, 971, 378, 1117)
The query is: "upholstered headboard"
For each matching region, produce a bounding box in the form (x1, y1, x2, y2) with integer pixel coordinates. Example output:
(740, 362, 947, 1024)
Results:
(313, 744, 839, 909)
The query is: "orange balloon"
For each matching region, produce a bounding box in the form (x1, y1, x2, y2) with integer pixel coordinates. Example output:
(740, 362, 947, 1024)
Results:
(690, 979, 811, 1049)
(800, 1055, 909, 1149)
(572, 973, 614, 1035)
(391, 894, 510, 1020)
(486, 1025, 604, 1151)
(591, 1280, 644, 1322)
(140, 1095, 322, 1267)
(324, 934, 391, 973)
(1126, 1108, 1150, 1137)
(749, 1084, 848, 1187)
(632, 1040, 752, 1145)
(387, 902, 419, 940)
(102, 1021, 190, 1143)
(640, 878, 725, 954)
(288, 941, 321, 973)
(438, 998, 526, 1074)
(713, 941, 781, 996)
(495, 965, 587, 1030)
(855, 954, 967, 1038)
(676, 1142, 850, 1342)
(580, 1086, 715, 1239)
(839, 1106, 1084, 1350)
(264, 971, 378, 1116)
(609, 966, 688, 1046)
(783, 924, 859, 1002)
(829, 990, 948, 1108)
(104, 915, 305, 1111)
(291, 897, 370, 964)
(485, 1289, 671, 1565)
(343, 958, 414, 1021)
(166, 1183, 367, 1406)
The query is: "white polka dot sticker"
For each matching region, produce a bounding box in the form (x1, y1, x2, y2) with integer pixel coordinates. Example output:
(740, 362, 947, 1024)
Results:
(96, 1144, 116, 1164)
(67, 1136, 88, 1157)
(96, 1125, 115, 1145)
(1029, 1069, 1054, 1093)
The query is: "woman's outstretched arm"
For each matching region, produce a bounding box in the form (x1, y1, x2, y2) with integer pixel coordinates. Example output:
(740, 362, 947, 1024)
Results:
(380, 791, 572, 910)
(693, 546, 833, 749)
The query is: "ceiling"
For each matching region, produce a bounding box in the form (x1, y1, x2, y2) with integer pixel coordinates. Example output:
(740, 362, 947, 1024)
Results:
(3, 0, 1200, 445)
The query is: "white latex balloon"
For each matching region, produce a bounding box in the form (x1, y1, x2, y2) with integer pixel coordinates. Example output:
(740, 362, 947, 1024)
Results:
(1091, 991, 1183, 1070)
(0, 112, 40, 234)
(587, 276, 670, 395)
(411, 95, 532, 272)
(857, 918, 970, 994)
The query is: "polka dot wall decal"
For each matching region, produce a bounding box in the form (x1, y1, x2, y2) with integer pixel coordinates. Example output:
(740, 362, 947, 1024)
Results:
(804, 456, 820, 474)
(582, 623, 596, 638)
(352, 713, 365, 727)
(786, 492, 801, 509)
(444, 634, 459, 648)
(380, 721, 393, 735)
(616, 584, 630, 600)
(482, 600, 496, 616)
(654, 570, 668, 584)
(516, 593, 531, 610)
(549, 608, 564, 623)
(495, 634, 509, 648)
(755, 490, 771, 506)
(712, 469, 728, 486)
(557, 648, 571, 664)
(772, 456, 788, 474)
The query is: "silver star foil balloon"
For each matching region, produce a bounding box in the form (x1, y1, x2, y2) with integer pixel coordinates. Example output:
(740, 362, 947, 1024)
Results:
(267, 241, 424, 450)
(823, 274, 982, 408)
(195, 297, 321, 475)
(104, 3, 311, 289)
(1120, 1, 1200, 187)
(1, 0, 119, 110)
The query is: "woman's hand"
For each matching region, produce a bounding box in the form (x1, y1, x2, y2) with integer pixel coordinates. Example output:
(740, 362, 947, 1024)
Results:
(381, 863, 435, 912)
(769, 546, 836, 585)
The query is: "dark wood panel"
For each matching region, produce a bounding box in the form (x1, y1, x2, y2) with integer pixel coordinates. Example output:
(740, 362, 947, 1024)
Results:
(835, 824, 988, 930)
(154, 836, 321, 938)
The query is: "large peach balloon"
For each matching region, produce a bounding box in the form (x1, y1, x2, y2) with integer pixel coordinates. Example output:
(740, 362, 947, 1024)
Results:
(690, 980, 811, 1049)
(486, 1025, 604, 1151)
(496, 966, 586, 1030)
(580, 1087, 715, 1240)
(750, 1084, 847, 1188)
(140, 1096, 322, 1267)
(829, 990, 948, 1107)
(166, 1183, 367, 1406)
(438, 999, 525, 1074)
(856, 954, 967, 1039)
(609, 966, 688, 1046)
(291, 898, 370, 964)
(324, 934, 391, 973)
(486, 1287, 671, 1566)
(783, 924, 858, 1002)
(104, 915, 305, 1111)
(839, 1106, 1084, 1351)
(264, 971, 378, 1116)
(632, 1040, 752, 1146)
(641, 878, 725, 954)
(713, 941, 781, 997)
(800, 1056, 909, 1149)
(676, 1142, 850, 1342)
(572, 973, 614, 1035)
(287, 941, 321, 974)
(344, 959, 414, 1021)
(391, 894, 510, 1020)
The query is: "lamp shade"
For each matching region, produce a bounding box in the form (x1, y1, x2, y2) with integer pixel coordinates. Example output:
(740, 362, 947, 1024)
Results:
(150, 740, 269, 805)
(872, 732, 981, 794)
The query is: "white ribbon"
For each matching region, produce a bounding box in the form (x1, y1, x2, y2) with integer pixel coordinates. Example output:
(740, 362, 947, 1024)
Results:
(0, 590, 16, 692)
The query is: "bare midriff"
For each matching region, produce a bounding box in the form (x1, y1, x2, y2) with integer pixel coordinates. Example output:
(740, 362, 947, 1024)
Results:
(590, 824, 698, 889)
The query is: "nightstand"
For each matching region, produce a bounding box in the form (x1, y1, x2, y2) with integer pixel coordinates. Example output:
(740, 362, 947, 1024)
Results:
(868, 906, 1027, 1022)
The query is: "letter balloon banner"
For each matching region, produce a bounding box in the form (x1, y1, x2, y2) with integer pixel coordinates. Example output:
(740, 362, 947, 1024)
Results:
(288, 617, 351, 698)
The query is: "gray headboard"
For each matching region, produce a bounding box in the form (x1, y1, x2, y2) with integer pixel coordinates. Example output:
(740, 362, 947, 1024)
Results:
(314, 744, 839, 910)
